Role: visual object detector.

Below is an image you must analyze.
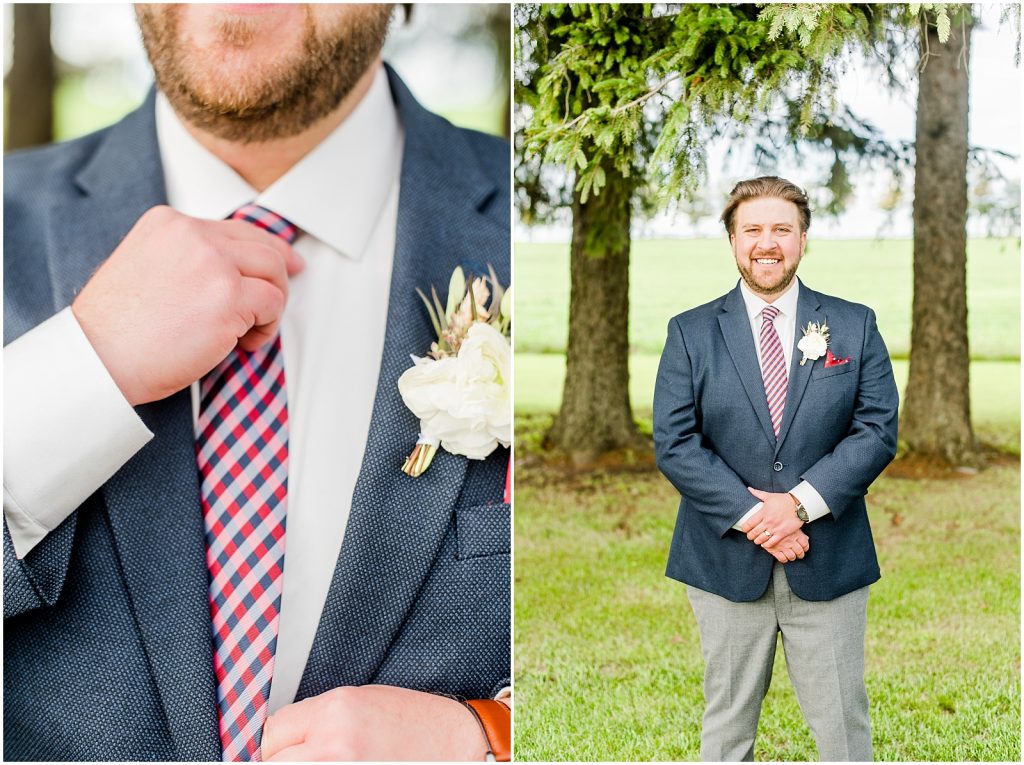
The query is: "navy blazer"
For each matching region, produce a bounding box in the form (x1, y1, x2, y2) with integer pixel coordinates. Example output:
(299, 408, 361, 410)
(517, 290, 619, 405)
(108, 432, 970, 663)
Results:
(654, 281, 898, 603)
(3, 67, 510, 761)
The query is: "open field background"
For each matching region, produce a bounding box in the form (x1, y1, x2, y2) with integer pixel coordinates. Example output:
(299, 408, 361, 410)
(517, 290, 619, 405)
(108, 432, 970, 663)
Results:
(514, 237, 1021, 451)
(515, 238, 1020, 359)
(513, 237, 1020, 761)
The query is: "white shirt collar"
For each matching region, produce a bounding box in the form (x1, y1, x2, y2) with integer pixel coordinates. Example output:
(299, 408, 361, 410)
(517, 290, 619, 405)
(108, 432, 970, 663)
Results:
(739, 276, 801, 322)
(155, 64, 402, 260)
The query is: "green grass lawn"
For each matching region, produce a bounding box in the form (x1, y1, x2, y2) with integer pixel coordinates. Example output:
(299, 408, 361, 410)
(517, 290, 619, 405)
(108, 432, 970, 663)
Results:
(514, 238, 1020, 360)
(513, 436, 1021, 761)
(513, 236, 1020, 760)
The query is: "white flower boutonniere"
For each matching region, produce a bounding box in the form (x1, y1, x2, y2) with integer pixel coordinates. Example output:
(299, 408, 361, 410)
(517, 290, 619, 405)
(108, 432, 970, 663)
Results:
(797, 321, 830, 366)
(397, 265, 512, 477)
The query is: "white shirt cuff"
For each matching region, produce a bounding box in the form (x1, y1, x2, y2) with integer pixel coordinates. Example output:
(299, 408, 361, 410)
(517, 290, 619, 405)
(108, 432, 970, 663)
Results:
(790, 480, 831, 522)
(733, 502, 762, 532)
(3, 308, 154, 558)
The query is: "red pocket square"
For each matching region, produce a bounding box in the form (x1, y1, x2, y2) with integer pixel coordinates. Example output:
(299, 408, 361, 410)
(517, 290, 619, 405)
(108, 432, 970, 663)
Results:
(824, 349, 850, 367)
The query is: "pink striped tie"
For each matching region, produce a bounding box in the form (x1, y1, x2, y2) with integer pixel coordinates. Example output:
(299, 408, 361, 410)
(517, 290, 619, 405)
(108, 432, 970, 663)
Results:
(197, 204, 297, 761)
(759, 305, 788, 437)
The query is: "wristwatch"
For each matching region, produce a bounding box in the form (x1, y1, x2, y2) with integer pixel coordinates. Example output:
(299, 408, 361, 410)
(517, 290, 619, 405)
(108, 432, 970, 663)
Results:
(788, 492, 810, 523)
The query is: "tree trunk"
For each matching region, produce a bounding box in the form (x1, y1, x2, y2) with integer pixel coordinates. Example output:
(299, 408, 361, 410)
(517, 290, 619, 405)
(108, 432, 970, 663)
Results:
(5, 4, 55, 151)
(546, 159, 643, 460)
(901, 11, 975, 463)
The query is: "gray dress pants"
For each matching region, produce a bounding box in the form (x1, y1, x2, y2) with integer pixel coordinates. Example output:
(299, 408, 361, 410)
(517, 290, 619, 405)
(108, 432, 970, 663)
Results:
(686, 563, 871, 761)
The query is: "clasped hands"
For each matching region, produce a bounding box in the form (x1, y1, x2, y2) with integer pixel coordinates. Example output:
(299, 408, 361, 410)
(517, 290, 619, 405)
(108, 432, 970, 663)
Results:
(739, 487, 808, 563)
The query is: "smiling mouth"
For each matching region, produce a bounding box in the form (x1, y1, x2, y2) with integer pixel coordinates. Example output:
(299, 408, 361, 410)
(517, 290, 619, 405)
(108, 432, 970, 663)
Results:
(754, 257, 780, 265)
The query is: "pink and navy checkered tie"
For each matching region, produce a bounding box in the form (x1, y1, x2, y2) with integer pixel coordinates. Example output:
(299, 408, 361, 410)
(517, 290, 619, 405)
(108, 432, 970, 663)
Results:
(197, 204, 298, 762)
(759, 305, 788, 438)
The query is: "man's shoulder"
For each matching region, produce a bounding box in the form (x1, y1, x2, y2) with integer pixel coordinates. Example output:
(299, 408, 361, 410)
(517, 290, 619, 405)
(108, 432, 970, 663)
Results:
(450, 125, 508, 184)
(5, 91, 156, 208)
(802, 284, 875, 323)
(5, 127, 109, 199)
(387, 65, 507, 200)
(668, 290, 734, 329)
(407, 108, 508, 190)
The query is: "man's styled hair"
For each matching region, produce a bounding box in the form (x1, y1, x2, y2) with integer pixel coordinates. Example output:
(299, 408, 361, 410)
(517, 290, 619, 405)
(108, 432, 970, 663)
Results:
(720, 176, 812, 235)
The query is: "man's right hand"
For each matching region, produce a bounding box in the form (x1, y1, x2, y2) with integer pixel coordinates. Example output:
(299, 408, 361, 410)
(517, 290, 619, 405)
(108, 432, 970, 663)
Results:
(72, 205, 304, 406)
(763, 528, 809, 563)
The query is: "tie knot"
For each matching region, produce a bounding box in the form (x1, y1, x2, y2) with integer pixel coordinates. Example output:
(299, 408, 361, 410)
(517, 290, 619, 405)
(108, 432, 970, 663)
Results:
(230, 204, 299, 245)
(762, 305, 780, 323)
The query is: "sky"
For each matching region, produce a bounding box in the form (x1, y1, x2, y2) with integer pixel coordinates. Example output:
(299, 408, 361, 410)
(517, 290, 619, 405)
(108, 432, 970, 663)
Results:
(520, 12, 1021, 240)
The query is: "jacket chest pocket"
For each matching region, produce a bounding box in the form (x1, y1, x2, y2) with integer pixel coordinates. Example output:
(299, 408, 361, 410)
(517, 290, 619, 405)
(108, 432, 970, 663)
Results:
(454, 502, 510, 560)
(810, 357, 858, 380)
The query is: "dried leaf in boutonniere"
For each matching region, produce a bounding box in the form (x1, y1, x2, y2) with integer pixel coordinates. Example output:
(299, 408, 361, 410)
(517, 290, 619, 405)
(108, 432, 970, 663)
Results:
(397, 265, 511, 477)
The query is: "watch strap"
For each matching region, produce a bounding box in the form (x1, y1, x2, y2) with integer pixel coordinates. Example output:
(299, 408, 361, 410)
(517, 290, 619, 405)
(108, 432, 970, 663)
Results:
(464, 699, 511, 762)
(788, 492, 809, 522)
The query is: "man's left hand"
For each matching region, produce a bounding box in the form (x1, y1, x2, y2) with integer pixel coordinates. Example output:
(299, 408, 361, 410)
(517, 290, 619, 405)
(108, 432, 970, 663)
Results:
(261, 685, 487, 761)
(741, 488, 804, 550)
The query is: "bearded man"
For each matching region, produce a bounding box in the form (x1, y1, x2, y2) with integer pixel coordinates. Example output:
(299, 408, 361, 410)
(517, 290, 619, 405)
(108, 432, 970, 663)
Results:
(4, 5, 509, 761)
(653, 176, 898, 761)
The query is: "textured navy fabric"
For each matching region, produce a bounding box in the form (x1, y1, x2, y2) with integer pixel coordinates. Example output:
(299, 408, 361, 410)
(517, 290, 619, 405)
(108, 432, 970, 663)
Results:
(653, 282, 898, 603)
(4, 66, 510, 761)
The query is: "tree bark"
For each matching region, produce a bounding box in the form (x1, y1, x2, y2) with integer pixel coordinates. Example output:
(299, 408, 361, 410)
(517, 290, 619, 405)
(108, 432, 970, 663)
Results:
(901, 12, 975, 463)
(546, 159, 644, 460)
(5, 4, 55, 151)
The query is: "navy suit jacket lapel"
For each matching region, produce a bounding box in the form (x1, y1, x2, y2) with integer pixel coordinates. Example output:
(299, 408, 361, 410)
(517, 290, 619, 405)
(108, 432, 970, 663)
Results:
(717, 285, 777, 446)
(296, 67, 505, 698)
(775, 283, 824, 453)
(51, 92, 221, 760)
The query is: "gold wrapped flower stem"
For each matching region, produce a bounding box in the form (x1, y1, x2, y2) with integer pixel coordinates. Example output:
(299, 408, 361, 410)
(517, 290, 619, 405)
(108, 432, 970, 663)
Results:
(402, 435, 440, 478)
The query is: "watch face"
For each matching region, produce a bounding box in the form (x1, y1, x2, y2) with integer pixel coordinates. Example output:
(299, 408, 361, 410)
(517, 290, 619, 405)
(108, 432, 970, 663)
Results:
(797, 507, 810, 523)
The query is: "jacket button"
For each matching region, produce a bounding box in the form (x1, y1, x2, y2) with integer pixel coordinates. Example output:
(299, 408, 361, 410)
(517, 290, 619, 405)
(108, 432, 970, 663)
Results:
(773, 461, 784, 472)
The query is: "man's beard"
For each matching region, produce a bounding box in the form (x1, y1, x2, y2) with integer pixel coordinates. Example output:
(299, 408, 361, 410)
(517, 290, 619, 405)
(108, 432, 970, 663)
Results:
(136, 5, 393, 143)
(735, 257, 799, 297)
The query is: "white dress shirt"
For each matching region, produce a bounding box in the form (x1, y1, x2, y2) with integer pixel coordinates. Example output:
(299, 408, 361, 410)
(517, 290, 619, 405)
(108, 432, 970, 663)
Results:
(731, 278, 831, 531)
(3, 63, 403, 712)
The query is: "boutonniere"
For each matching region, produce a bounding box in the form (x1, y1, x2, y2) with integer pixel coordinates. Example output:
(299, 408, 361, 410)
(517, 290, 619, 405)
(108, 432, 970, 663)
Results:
(397, 265, 512, 477)
(797, 321, 830, 366)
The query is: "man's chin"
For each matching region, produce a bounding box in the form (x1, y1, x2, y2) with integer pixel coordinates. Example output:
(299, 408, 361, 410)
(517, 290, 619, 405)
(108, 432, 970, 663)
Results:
(740, 271, 797, 299)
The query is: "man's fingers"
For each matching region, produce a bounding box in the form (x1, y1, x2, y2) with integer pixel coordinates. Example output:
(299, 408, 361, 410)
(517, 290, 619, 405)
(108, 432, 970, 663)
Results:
(262, 704, 309, 760)
(223, 240, 292, 292)
(218, 218, 305, 276)
(740, 513, 762, 534)
(235, 277, 286, 343)
(265, 744, 314, 762)
(219, 218, 293, 248)
(238, 324, 278, 352)
(761, 525, 787, 549)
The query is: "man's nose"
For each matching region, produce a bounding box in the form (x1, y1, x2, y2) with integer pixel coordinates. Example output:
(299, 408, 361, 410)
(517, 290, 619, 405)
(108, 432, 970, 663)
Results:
(756, 231, 778, 250)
